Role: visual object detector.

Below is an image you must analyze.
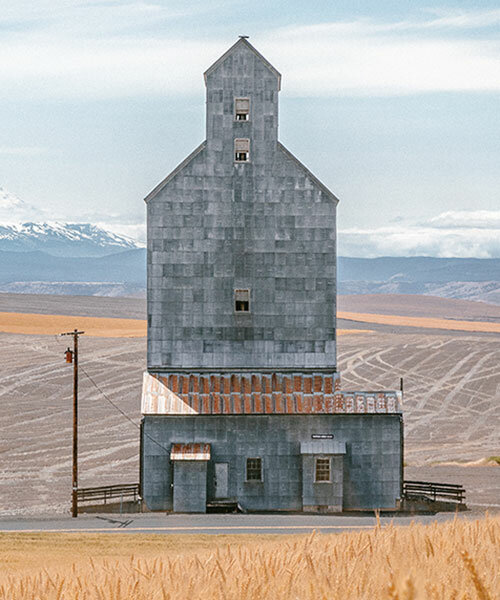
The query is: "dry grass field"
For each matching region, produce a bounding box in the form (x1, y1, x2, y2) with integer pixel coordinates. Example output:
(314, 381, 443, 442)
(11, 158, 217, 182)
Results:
(338, 294, 500, 321)
(0, 516, 499, 599)
(0, 311, 147, 337)
(0, 292, 498, 515)
(338, 310, 500, 334)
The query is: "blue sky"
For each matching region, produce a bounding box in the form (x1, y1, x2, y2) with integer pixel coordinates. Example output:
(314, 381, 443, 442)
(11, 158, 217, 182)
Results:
(0, 1, 499, 257)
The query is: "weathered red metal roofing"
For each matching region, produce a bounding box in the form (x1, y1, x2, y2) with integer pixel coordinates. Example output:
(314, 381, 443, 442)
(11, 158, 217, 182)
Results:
(170, 443, 211, 461)
(141, 372, 402, 415)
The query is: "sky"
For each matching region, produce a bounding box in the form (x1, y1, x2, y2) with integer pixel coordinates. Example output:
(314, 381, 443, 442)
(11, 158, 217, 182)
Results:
(0, 0, 499, 257)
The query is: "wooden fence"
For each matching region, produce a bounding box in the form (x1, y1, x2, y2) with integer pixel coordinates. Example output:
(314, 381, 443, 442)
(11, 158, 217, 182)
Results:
(77, 483, 140, 505)
(403, 480, 465, 504)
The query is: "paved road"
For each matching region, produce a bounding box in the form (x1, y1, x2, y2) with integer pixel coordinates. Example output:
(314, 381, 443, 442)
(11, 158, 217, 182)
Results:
(0, 511, 479, 535)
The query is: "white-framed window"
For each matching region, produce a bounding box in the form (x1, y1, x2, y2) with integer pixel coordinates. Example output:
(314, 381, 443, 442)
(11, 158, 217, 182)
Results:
(235, 97, 250, 121)
(234, 138, 250, 162)
(314, 457, 331, 483)
(234, 288, 250, 313)
(246, 457, 262, 481)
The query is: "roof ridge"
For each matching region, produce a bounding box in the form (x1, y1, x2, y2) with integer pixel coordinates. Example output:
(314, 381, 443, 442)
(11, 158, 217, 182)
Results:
(204, 38, 281, 90)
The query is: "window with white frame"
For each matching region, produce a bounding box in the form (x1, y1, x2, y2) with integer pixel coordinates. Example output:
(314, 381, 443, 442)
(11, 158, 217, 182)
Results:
(315, 457, 331, 482)
(234, 138, 250, 162)
(235, 97, 250, 121)
(234, 289, 250, 312)
(246, 457, 262, 481)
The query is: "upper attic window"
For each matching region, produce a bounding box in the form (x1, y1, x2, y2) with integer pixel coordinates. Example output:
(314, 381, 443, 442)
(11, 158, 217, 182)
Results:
(235, 98, 250, 121)
(234, 138, 250, 162)
(235, 289, 250, 312)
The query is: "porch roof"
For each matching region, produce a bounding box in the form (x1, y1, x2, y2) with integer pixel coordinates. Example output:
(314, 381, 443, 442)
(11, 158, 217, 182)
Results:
(170, 443, 211, 461)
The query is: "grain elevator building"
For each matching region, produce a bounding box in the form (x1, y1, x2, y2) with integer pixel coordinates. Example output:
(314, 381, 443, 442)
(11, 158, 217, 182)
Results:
(140, 38, 403, 513)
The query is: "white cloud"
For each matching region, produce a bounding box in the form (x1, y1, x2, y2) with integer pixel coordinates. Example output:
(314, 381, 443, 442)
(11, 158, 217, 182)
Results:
(340, 208, 500, 258)
(258, 21, 500, 96)
(0, 37, 232, 99)
(96, 221, 146, 245)
(0, 0, 215, 31)
(422, 8, 500, 29)
(339, 212, 500, 258)
(0, 186, 46, 223)
(0, 9, 499, 99)
(425, 210, 500, 229)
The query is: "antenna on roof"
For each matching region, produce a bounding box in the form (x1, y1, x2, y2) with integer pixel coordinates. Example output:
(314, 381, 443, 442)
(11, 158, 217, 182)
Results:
(239, 35, 249, 39)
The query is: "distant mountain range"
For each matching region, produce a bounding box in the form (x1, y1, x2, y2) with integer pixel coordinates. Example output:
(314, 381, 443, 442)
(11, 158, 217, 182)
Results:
(0, 218, 498, 304)
(337, 257, 500, 305)
(0, 247, 145, 289)
(0, 222, 139, 257)
(338, 257, 500, 284)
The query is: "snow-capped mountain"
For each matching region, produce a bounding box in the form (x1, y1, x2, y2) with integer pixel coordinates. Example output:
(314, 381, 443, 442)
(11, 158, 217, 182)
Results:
(0, 222, 140, 257)
(0, 186, 142, 256)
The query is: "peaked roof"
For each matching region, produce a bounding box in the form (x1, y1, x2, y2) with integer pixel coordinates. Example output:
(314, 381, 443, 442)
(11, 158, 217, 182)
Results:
(278, 142, 340, 205)
(204, 37, 282, 91)
(144, 141, 206, 203)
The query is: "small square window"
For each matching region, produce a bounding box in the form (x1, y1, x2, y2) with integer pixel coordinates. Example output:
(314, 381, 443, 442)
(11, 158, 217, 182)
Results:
(315, 457, 331, 482)
(234, 138, 250, 162)
(235, 97, 250, 121)
(246, 457, 262, 481)
(234, 288, 250, 312)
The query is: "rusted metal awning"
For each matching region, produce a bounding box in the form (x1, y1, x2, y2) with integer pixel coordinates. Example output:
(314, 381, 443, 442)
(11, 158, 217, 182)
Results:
(170, 443, 211, 461)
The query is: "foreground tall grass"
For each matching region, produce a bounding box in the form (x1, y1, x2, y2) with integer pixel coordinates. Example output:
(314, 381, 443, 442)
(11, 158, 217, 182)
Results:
(1, 515, 498, 599)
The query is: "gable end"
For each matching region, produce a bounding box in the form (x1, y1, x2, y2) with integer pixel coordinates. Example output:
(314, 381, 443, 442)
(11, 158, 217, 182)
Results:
(204, 38, 282, 90)
(144, 141, 206, 203)
(277, 142, 340, 205)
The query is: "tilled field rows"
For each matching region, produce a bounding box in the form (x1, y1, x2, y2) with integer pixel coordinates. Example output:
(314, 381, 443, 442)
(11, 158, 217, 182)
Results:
(0, 334, 145, 515)
(0, 331, 499, 514)
(338, 333, 500, 464)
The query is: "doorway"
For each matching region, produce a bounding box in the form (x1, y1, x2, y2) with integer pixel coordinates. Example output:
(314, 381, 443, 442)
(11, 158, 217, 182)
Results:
(214, 463, 228, 498)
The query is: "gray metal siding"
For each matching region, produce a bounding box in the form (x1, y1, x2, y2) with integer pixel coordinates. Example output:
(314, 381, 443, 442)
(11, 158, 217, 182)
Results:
(142, 414, 402, 512)
(146, 41, 337, 370)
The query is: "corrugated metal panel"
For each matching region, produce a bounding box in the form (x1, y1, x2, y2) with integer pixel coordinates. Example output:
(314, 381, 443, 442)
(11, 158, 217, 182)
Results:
(170, 443, 211, 461)
(140, 372, 403, 415)
(300, 441, 346, 455)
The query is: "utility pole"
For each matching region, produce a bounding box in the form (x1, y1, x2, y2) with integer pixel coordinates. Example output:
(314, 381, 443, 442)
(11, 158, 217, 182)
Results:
(61, 328, 84, 518)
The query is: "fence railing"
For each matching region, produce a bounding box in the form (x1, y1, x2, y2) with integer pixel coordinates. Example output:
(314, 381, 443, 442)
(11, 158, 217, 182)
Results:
(403, 480, 465, 504)
(77, 483, 140, 505)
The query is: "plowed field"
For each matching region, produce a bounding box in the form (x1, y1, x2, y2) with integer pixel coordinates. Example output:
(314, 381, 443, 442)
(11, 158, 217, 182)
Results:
(0, 293, 498, 515)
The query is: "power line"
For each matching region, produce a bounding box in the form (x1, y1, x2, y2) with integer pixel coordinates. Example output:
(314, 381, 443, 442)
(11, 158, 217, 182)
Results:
(52, 334, 170, 455)
(80, 365, 170, 455)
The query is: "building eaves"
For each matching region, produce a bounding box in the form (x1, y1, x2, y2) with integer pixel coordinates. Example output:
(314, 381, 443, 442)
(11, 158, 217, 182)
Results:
(144, 141, 206, 204)
(277, 142, 340, 205)
(204, 37, 282, 91)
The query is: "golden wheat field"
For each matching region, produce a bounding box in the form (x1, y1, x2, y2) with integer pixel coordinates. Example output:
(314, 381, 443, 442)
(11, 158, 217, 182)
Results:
(337, 311, 500, 334)
(1, 516, 499, 599)
(0, 311, 147, 337)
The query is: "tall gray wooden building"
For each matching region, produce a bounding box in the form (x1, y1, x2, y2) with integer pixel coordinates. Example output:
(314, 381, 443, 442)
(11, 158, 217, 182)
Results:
(140, 38, 403, 513)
